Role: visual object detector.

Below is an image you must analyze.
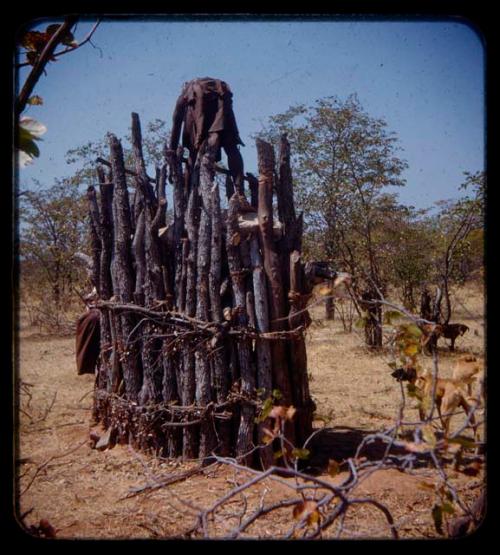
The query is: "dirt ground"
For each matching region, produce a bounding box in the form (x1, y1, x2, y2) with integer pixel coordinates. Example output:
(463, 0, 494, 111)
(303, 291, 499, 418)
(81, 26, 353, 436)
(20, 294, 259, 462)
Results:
(15, 283, 486, 540)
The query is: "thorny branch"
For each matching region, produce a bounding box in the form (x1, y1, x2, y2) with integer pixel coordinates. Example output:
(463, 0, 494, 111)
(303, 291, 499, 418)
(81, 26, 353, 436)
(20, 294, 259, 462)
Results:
(130, 292, 484, 539)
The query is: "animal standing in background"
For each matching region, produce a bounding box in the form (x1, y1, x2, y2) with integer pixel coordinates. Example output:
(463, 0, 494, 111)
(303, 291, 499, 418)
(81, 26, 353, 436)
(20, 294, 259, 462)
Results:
(390, 366, 478, 438)
(169, 77, 245, 193)
(418, 322, 444, 354)
(452, 354, 484, 400)
(441, 323, 469, 351)
(419, 322, 469, 353)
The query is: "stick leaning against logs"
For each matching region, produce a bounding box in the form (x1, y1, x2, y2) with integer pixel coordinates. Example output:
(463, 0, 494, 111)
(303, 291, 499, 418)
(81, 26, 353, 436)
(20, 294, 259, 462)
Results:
(87, 112, 343, 468)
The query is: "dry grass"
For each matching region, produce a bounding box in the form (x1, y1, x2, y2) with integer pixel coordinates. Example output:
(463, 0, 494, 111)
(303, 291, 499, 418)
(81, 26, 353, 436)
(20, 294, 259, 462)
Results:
(15, 283, 485, 539)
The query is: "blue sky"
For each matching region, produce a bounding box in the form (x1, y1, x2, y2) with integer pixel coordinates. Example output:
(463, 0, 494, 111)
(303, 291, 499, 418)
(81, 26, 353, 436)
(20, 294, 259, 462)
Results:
(17, 17, 485, 210)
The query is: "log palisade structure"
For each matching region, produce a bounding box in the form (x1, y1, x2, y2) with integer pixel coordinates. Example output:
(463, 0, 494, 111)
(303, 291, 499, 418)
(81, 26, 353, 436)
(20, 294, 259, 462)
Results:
(88, 112, 316, 469)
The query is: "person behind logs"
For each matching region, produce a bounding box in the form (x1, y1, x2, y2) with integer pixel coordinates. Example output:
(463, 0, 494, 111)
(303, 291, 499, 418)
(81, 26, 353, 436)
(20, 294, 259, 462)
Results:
(168, 77, 245, 194)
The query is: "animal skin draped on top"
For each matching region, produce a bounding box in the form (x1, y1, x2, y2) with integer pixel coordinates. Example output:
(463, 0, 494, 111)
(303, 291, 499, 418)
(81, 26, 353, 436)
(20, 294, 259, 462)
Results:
(171, 77, 244, 158)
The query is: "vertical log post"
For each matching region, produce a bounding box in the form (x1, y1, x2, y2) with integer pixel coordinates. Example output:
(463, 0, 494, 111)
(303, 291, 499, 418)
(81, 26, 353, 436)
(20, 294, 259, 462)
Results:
(195, 142, 217, 460)
(181, 153, 201, 459)
(256, 139, 293, 409)
(226, 193, 256, 465)
(108, 133, 141, 402)
(209, 180, 231, 456)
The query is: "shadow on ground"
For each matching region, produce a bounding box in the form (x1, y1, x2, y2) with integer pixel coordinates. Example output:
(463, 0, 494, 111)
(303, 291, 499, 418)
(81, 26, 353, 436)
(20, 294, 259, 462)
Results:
(304, 426, 424, 474)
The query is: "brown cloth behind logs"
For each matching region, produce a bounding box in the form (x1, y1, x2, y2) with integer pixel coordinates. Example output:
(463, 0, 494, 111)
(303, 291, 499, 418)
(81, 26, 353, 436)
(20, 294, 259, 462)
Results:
(75, 309, 101, 375)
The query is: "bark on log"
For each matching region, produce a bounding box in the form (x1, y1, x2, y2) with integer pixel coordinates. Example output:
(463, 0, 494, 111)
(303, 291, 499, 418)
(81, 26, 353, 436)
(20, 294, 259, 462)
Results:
(131, 113, 167, 408)
(289, 250, 314, 446)
(166, 147, 186, 311)
(97, 167, 114, 300)
(247, 173, 259, 211)
(249, 235, 274, 468)
(195, 143, 217, 460)
(108, 133, 141, 401)
(86, 185, 108, 396)
(181, 155, 201, 459)
(227, 193, 255, 465)
(209, 180, 231, 455)
(256, 139, 293, 407)
(132, 210, 146, 306)
(86, 187, 101, 293)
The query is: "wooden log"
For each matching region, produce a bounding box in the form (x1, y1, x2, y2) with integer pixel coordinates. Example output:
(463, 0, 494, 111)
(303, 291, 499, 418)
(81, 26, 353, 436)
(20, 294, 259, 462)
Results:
(86, 186, 102, 294)
(151, 164, 168, 232)
(131, 112, 158, 211)
(288, 250, 314, 446)
(209, 181, 231, 455)
(96, 168, 114, 399)
(162, 347, 182, 457)
(181, 157, 201, 459)
(108, 133, 141, 401)
(255, 139, 293, 407)
(97, 167, 114, 300)
(226, 193, 255, 465)
(195, 143, 217, 460)
(277, 134, 301, 253)
(246, 173, 259, 211)
(86, 186, 107, 398)
(224, 173, 234, 201)
(131, 114, 168, 411)
(132, 210, 146, 306)
(249, 235, 274, 468)
(167, 146, 186, 312)
(102, 169, 121, 399)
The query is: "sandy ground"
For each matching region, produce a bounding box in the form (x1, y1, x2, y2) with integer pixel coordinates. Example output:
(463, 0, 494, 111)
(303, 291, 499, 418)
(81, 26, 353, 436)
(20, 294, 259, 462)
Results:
(15, 283, 486, 540)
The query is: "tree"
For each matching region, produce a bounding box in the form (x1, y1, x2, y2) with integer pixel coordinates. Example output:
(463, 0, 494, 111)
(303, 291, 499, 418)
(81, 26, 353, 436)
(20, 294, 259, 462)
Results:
(258, 95, 408, 345)
(19, 182, 89, 329)
(427, 171, 485, 324)
(64, 118, 169, 188)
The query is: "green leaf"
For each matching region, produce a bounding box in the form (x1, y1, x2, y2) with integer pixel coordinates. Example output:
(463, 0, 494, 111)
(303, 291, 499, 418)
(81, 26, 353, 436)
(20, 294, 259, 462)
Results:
(387, 361, 398, 370)
(406, 324, 423, 338)
(291, 448, 310, 460)
(18, 131, 40, 158)
(255, 397, 274, 423)
(383, 310, 402, 325)
(273, 449, 284, 460)
(272, 389, 282, 400)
